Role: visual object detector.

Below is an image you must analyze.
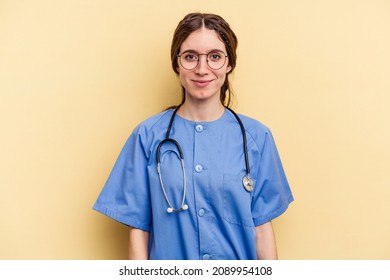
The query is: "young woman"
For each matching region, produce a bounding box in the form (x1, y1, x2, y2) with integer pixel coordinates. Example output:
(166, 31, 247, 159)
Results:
(93, 13, 293, 260)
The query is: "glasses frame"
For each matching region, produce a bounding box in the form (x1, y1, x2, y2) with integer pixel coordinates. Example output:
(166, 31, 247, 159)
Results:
(177, 51, 228, 70)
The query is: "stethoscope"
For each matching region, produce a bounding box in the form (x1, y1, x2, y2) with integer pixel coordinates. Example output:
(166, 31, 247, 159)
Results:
(156, 105, 254, 213)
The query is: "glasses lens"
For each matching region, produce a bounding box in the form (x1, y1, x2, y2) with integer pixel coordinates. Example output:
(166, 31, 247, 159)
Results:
(179, 52, 198, 70)
(207, 52, 227, 70)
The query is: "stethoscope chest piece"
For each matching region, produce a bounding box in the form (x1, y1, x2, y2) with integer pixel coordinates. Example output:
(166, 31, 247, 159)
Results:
(243, 175, 254, 192)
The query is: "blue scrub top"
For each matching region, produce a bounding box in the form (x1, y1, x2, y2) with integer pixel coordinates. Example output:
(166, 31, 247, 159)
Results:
(93, 109, 293, 260)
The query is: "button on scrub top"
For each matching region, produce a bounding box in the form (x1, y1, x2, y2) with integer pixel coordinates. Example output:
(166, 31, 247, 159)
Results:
(93, 109, 293, 260)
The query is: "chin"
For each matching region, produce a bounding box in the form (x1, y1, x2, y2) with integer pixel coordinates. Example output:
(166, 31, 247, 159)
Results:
(187, 89, 218, 100)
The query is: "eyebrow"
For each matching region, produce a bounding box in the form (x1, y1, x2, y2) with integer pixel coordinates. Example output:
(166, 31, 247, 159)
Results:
(180, 48, 225, 54)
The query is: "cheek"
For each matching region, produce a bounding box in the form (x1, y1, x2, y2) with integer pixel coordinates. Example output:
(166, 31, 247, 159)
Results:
(178, 71, 189, 88)
(217, 71, 228, 81)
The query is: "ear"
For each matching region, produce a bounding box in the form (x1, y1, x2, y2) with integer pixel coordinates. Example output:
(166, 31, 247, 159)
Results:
(226, 65, 232, 73)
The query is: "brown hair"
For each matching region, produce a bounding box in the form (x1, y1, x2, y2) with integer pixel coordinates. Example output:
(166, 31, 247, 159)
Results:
(171, 13, 238, 108)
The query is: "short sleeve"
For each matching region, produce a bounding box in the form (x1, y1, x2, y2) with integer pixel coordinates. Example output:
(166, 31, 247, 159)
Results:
(93, 126, 152, 231)
(252, 129, 293, 226)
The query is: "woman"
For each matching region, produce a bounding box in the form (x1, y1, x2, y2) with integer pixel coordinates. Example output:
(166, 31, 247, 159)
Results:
(93, 12, 293, 260)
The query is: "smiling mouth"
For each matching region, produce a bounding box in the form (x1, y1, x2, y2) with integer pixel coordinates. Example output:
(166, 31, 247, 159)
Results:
(192, 80, 213, 87)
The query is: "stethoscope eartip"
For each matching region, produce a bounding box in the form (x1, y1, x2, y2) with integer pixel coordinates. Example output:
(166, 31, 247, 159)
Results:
(167, 205, 188, 213)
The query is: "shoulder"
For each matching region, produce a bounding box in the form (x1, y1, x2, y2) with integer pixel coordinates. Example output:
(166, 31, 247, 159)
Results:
(240, 114, 270, 133)
(134, 110, 173, 135)
(123, 110, 172, 151)
(225, 109, 271, 135)
(119, 110, 174, 158)
(225, 109, 275, 152)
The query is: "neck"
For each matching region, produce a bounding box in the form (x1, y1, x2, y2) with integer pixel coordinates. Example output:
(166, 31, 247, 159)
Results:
(177, 100, 225, 122)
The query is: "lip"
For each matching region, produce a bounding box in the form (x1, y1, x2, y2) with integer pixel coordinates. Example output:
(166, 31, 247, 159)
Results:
(192, 79, 213, 88)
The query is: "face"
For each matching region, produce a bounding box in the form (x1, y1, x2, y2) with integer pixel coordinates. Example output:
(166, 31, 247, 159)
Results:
(177, 27, 232, 104)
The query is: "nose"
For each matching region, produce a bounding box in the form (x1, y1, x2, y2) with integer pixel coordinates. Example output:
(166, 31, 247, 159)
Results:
(195, 54, 209, 75)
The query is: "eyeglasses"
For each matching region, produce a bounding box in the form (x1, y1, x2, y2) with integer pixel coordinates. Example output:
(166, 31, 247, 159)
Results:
(177, 51, 228, 70)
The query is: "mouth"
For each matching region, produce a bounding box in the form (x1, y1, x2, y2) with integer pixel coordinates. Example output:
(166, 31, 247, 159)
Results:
(192, 79, 213, 87)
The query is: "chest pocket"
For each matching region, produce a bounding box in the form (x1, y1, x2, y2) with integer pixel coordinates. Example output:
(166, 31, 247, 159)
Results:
(223, 173, 255, 227)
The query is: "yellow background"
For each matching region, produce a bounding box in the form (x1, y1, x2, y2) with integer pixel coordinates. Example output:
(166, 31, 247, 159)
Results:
(1, 0, 389, 259)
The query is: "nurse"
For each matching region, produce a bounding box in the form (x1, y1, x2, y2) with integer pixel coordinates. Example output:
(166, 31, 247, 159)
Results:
(93, 12, 293, 260)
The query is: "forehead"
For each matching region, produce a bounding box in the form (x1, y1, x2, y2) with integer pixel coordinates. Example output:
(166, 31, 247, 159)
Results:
(180, 27, 227, 53)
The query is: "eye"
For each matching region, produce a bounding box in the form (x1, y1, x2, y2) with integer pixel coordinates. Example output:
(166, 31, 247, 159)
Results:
(209, 52, 222, 61)
(183, 53, 198, 61)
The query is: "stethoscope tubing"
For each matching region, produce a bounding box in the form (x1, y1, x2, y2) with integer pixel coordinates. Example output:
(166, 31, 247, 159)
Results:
(156, 105, 253, 213)
(226, 107, 251, 178)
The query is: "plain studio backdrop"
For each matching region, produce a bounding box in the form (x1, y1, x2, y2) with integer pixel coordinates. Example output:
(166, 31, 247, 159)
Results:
(1, 0, 389, 259)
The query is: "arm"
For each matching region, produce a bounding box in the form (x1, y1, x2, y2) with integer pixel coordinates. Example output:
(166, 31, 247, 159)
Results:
(255, 221, 278, 260)
(128, 226, 149, 260)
